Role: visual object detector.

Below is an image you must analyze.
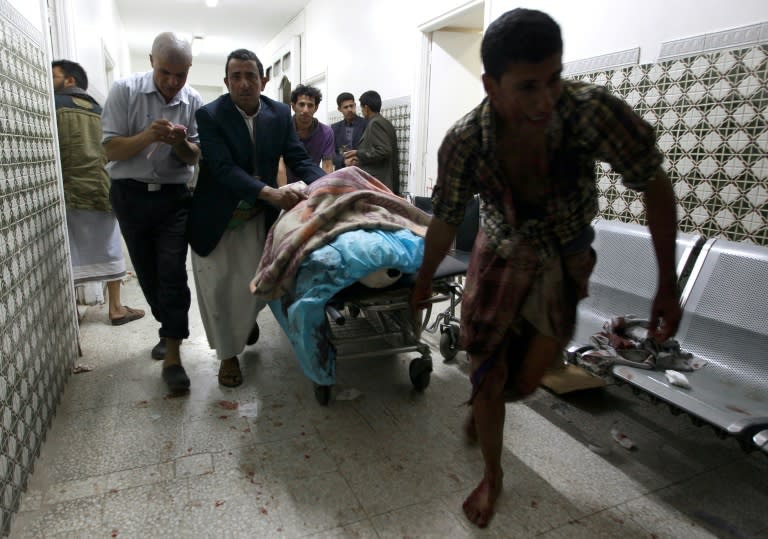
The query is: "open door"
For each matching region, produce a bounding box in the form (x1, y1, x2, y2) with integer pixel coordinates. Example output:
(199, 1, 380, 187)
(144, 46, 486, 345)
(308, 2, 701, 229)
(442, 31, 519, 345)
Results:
(414, 2, 485, 196)
(423, 30, 484, 193)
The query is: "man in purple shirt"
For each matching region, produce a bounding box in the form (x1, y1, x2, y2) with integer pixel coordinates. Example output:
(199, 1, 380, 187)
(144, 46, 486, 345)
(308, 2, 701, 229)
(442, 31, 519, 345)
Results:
(283, 84, 335, 182)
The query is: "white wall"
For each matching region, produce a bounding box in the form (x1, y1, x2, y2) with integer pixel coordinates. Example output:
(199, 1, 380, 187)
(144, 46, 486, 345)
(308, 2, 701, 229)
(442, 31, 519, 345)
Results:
(262, 0, 478, 104)
(261, 11, 305, 94)
(58, 0, 130, 104)
(38, 0, 130, 103)
(276, 0, 768, 107)
(489, 0, 768, 64)
(139, 0, 457, 117)
(11, 0, 42, 30)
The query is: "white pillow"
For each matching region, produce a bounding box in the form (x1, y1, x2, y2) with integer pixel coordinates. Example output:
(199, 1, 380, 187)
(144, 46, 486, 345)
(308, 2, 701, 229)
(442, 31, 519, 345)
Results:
(359, 268, 402, 288)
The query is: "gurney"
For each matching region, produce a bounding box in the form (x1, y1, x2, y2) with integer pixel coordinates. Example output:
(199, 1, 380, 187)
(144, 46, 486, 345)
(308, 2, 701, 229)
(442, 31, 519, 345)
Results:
(250, 168, 471, 405)
(320, 249, 470, 404)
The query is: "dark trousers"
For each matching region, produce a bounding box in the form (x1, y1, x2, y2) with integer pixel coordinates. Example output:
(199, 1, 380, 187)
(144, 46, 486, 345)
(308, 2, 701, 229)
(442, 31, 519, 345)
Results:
(110, 180, 191, 340)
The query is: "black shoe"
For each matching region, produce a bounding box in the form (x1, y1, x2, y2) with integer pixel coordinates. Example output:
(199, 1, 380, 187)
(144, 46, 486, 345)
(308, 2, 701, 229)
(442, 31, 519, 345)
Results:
(162, 364, 190, 392)
(246, 323, 260, 346)
(151, 338, 166, 360)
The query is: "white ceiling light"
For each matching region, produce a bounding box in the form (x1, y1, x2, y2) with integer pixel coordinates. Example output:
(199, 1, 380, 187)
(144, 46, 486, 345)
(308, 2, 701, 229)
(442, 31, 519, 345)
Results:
(191, 36, 204, 57)
(205, 0, 218, 7)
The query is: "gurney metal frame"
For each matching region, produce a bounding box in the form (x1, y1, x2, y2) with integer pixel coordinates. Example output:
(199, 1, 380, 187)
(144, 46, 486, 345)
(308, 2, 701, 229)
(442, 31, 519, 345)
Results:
(320, 251, 470, 406)
(412, 195, 480, 362)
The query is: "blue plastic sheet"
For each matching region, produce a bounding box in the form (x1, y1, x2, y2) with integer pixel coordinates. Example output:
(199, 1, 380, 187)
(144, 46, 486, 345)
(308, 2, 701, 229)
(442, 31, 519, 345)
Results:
(269, 228, 424, 385)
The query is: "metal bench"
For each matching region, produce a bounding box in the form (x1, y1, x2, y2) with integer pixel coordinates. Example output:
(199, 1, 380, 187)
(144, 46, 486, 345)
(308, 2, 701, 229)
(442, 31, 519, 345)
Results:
(612, 238, 768, 449)
(755, 430, 768, 454)
(568, 219, 703, 350)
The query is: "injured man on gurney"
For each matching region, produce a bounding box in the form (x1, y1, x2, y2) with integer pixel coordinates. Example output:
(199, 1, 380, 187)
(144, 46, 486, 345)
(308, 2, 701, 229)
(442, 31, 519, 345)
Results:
(249, 166, 435, 391)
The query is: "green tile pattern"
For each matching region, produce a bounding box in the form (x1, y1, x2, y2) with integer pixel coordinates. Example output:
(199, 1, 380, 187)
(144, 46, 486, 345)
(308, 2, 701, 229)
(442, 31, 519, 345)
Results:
(0, 1, 78, 535)
(571, 46, 768, 245)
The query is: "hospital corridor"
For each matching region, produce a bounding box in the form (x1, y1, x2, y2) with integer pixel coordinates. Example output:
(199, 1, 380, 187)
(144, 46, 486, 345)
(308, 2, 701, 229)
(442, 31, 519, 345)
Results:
(2, 0, 768, 537)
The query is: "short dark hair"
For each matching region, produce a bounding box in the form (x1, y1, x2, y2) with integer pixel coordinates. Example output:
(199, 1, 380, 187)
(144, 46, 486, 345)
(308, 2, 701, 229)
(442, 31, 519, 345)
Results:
(336, 92, 354, 107)
(51, 59, 88, 90)
(225, 49, 264, 78)
(481, 9, 563, 80)
(359, 90, 382, 113)
(291, 84, 322, 106)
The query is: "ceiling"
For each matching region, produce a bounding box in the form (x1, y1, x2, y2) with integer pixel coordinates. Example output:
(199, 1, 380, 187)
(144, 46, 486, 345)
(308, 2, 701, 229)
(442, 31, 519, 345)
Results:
(114, 0, 312, 64)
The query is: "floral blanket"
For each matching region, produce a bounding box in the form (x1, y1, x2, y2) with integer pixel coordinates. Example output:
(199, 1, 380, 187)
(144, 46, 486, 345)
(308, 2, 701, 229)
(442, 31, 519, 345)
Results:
(250, 167, 430, 300)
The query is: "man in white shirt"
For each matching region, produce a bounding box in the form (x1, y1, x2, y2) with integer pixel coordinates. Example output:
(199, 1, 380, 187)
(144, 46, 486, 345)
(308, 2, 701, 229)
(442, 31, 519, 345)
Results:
(101, 32, 203, 392)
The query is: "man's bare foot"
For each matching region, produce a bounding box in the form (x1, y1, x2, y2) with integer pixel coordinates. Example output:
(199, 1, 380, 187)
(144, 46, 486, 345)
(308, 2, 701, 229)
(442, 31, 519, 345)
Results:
(462, 475, 502, 528)
(464, 413, 478, 445)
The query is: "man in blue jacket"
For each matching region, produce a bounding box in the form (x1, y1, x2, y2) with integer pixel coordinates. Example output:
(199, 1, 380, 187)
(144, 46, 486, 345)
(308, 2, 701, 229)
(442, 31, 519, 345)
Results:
(187, 48, 325, 387)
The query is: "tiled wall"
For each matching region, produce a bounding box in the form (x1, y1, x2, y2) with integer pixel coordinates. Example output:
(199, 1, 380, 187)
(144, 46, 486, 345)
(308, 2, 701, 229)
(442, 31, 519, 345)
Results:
(0, 1, 78, 535)
(328, 96, 411, 195)
(572, 45, 767, 246)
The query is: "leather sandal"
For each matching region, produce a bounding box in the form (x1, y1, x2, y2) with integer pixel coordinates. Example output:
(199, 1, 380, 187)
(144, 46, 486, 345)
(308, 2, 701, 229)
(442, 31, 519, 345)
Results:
(110, 306, 145, 326)
(218, 357, 243, 387)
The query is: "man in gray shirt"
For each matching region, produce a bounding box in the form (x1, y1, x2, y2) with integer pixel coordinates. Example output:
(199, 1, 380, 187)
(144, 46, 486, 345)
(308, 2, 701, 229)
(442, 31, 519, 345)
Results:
(101, 32, 203, 392)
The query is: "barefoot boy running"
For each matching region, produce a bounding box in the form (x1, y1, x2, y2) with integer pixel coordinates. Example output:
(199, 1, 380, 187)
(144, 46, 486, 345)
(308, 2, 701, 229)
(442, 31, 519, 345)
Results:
(411, 8, 680, 528)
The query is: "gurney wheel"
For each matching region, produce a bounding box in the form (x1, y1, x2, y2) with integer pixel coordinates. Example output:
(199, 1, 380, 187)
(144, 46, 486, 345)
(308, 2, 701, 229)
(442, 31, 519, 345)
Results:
(314, 384, 331, 406)
(409, 357, 432, 392)
(439, 325, 460, 362)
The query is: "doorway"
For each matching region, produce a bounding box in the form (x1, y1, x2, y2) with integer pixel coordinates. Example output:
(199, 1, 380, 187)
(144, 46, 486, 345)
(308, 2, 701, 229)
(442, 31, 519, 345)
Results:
(414, 2, 485, 196)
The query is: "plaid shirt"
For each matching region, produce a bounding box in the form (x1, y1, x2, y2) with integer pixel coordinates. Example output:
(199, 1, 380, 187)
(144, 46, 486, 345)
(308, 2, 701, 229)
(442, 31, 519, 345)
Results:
(432, 80, 663, 261)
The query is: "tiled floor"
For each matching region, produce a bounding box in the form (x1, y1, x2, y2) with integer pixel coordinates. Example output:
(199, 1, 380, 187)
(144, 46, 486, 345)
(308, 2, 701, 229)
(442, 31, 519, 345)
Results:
(8, 270, 768, 538)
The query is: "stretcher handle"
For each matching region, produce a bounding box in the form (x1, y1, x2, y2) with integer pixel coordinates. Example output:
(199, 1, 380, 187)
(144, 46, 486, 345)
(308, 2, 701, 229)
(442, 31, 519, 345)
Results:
(325, 303, 346, 325)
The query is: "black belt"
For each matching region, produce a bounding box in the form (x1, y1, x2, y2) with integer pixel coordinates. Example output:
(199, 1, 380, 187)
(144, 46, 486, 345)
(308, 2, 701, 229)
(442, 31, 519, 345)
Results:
(115, 178, 188, 192)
